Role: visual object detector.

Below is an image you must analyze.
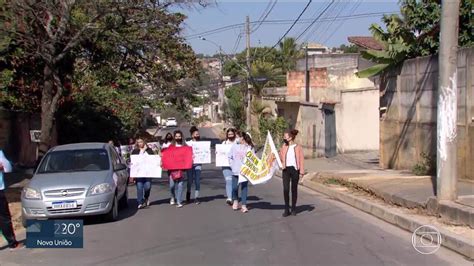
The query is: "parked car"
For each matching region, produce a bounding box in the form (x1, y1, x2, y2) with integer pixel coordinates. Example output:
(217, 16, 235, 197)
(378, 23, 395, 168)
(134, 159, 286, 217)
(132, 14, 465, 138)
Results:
(21, 143, 129, 226)
(165, 117, 178, 127)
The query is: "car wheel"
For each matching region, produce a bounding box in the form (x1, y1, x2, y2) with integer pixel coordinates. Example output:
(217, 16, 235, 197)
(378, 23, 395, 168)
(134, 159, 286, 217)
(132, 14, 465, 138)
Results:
(105, 194, 119, 222)
(119, 186, 129, 209)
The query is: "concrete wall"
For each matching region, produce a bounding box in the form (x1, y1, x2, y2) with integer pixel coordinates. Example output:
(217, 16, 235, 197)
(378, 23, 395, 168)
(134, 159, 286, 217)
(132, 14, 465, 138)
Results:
(0, 110, 58, 167)
(380, 47, 473, 180)
(336, 89, 380, 152)
(274, 102, 325, 158)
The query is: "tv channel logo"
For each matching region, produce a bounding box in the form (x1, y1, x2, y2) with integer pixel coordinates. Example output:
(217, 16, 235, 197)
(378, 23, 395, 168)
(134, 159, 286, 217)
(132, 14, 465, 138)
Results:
(411, 225, 442, 255)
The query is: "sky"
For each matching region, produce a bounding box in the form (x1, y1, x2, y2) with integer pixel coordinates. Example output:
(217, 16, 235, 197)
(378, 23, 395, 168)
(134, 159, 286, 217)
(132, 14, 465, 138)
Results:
(175, 0, 400, 56)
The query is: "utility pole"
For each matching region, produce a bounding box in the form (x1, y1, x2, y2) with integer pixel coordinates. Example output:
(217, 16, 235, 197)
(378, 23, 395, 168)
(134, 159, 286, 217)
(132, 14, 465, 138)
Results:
(437, 0, 460, 201)
(305, 45, 309, 102)
(245, 15, 252, 131)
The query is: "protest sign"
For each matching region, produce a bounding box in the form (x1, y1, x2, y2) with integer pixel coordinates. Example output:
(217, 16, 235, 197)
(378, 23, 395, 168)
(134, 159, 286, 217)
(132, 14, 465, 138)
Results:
(147, 142, 161, 155)
(189, 141, 211, 164)
(130, 154, 162, 178)
(215, 144, 233, 167)
(161, 145, 193, 170)
(239, 132, 281, 185)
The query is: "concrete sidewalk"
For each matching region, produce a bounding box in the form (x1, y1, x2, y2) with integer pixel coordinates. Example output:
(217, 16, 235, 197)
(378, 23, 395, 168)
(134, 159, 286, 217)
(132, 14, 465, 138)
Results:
(303, 152, 474, 228)
(298, 152, 474, 259)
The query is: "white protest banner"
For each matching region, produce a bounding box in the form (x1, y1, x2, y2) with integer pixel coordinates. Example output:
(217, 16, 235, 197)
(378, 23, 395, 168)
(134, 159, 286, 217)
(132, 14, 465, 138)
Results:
(130, 154, 162, 178)
(239, 132, 281, 185)
(215, 144, 233, 167)
(189, 141, 211, 164)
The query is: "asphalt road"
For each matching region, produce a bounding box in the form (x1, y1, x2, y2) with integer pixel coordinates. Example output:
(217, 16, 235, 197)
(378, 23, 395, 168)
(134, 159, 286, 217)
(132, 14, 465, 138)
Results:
(0, 164, 469, 266)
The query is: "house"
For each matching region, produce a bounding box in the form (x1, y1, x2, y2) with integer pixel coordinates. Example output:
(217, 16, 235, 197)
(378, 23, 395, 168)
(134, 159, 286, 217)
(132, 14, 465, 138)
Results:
(263, 53, 380, 158)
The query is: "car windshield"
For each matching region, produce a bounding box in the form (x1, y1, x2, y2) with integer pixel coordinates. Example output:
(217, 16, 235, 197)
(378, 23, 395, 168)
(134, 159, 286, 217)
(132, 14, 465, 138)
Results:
(37, 149, 110, 173)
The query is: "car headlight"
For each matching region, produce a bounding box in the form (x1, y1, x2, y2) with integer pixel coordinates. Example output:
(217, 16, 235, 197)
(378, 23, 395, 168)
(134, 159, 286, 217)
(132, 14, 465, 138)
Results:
(89, 183, 113, 195)
(23, 187, 42, 200)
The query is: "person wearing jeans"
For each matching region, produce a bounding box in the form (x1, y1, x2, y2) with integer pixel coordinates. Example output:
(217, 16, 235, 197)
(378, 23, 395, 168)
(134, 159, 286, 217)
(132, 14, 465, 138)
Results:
(169, 173, 184, 206)
(279, 129, 305, 217)
(186, 126, 202, 204)
(222, 128, 238, 205)
(0, 150, 22, 250)
(228, 132, 254, 213)
(131, 138, 154, 209)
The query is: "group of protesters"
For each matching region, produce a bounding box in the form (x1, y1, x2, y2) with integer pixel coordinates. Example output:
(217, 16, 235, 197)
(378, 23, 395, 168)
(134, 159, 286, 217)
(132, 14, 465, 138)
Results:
(127, 126, 305, 216)
(0, 125, 305, 250)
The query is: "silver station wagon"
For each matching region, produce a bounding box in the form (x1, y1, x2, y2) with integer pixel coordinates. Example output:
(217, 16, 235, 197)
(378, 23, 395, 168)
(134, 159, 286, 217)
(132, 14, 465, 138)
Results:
(21, 143, 129, 225)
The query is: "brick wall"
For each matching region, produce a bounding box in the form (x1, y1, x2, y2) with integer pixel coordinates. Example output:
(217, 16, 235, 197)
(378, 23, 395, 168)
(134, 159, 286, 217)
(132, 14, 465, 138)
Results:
(286, 68, 328, 101)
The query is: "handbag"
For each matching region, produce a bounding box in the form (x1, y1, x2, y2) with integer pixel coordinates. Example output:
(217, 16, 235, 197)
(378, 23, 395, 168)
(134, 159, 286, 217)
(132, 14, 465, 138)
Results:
(170, 170, 183, 181)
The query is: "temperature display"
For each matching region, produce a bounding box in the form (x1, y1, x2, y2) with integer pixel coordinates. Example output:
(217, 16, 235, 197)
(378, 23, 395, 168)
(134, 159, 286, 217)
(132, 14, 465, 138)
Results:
(26, 220, 84, 248)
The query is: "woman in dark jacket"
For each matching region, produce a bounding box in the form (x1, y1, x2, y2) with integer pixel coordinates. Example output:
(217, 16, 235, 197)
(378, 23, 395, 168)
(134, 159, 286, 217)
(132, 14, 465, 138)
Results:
(130, 138, 154, 209)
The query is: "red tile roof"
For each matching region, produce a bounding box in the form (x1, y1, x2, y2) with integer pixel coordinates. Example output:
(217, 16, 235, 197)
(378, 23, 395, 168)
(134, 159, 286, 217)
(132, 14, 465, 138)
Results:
(348, 36, 384, 51)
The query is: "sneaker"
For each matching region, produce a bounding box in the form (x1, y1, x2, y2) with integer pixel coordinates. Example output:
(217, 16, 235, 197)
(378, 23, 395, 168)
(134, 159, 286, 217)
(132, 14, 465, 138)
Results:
(226, 199, 233, 206)
(232, 200, 239, 211)
(9, 242, 24, 251)
(170, 198, 176, 205)
(194, 199, 200, 205)
(291, 209, 297, 216)
(282, 210, 291, 217)
(137, 204, 144, 209)
(145, 198, 150, 207)
(241, 205, 249, 213)
(177, 203, 184, 208)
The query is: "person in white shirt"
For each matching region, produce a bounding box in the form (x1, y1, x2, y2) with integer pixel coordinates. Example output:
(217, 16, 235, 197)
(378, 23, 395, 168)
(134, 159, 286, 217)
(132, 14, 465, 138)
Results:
(221, 128, 238, 205)
(186, 126, 202, 204)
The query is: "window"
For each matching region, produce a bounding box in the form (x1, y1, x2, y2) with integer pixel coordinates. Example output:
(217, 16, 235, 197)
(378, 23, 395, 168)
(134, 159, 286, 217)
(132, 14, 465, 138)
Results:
(37, 149, 110, 173)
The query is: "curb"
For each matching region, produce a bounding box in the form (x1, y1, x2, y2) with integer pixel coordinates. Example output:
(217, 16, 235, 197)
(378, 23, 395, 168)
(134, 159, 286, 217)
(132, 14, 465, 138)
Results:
(301, 179, 474, 259)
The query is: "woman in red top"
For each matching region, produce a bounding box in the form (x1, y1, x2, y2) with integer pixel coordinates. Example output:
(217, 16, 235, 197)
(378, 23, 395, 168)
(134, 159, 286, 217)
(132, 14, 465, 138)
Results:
(279, 129, 305, 217)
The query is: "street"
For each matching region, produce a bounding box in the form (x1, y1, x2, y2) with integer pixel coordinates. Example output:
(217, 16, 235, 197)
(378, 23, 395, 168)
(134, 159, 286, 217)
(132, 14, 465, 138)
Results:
(0, 163, 468, 266)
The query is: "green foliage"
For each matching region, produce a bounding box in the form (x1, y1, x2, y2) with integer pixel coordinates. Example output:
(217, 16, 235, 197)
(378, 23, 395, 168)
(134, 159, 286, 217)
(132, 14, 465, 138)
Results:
(335, 44, 360, 53)
(358, 0, 473, 78)
(258, 116, 288, 149)
(224, 85, 246, 130)
(1, 1, 201, 144)
(412, 152, 436, 176)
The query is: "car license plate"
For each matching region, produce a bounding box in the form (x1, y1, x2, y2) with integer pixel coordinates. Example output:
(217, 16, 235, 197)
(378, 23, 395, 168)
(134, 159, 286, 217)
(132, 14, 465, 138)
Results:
(52, 201, 77, 210)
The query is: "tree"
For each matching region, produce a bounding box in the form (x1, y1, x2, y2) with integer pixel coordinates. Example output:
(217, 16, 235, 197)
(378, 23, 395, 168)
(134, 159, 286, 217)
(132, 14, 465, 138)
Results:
(335, 44, 360, 54)
(224, 84, 246, 130)
(1, 0, 199, 154)
(357, 0, 473, 78)
(278, 37, 302, 72)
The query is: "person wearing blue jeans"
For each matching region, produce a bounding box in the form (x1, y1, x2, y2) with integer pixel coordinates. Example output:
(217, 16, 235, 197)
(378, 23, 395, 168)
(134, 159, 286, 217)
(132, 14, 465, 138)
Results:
(222, 128, 238, 205)
(131, 138, 154, 209)
(135, 178, 151, 207)
(169, 174, 184, 207)
(186, 126, 202, 204)
(186, 165, 201, 204)
(228, 132, 254, 213)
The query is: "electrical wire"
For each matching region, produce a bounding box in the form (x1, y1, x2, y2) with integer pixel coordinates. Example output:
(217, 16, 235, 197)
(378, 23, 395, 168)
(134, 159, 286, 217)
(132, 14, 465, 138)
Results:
(295, 0, 335, 42)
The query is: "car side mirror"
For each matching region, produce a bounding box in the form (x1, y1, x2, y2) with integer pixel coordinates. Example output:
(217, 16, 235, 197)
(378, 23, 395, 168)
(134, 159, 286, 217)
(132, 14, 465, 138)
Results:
(115, 163, 127, 171)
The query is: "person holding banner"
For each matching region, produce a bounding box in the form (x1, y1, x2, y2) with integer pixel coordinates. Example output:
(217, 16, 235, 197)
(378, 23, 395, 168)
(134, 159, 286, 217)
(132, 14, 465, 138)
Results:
(162, 133, 174, 150)
(279, 129, 305, 217)
(228, 133, 254, 213)
(165, 130, 188, 208)
(131, 138, 154, 209)
(221, 128, 238, 205)
(186, 126, 202, 204)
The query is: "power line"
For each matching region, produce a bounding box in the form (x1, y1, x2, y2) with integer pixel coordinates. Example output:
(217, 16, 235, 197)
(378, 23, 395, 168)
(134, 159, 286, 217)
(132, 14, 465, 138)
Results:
(268, 0, 312, 50)
(252, 0, 274, 31)
(296, 0, 336, 42)
(251, 0, 278, 33)
(321, 0, 363, 45)
(307, 0, 349, 44)
(184, 11, 399, 40)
